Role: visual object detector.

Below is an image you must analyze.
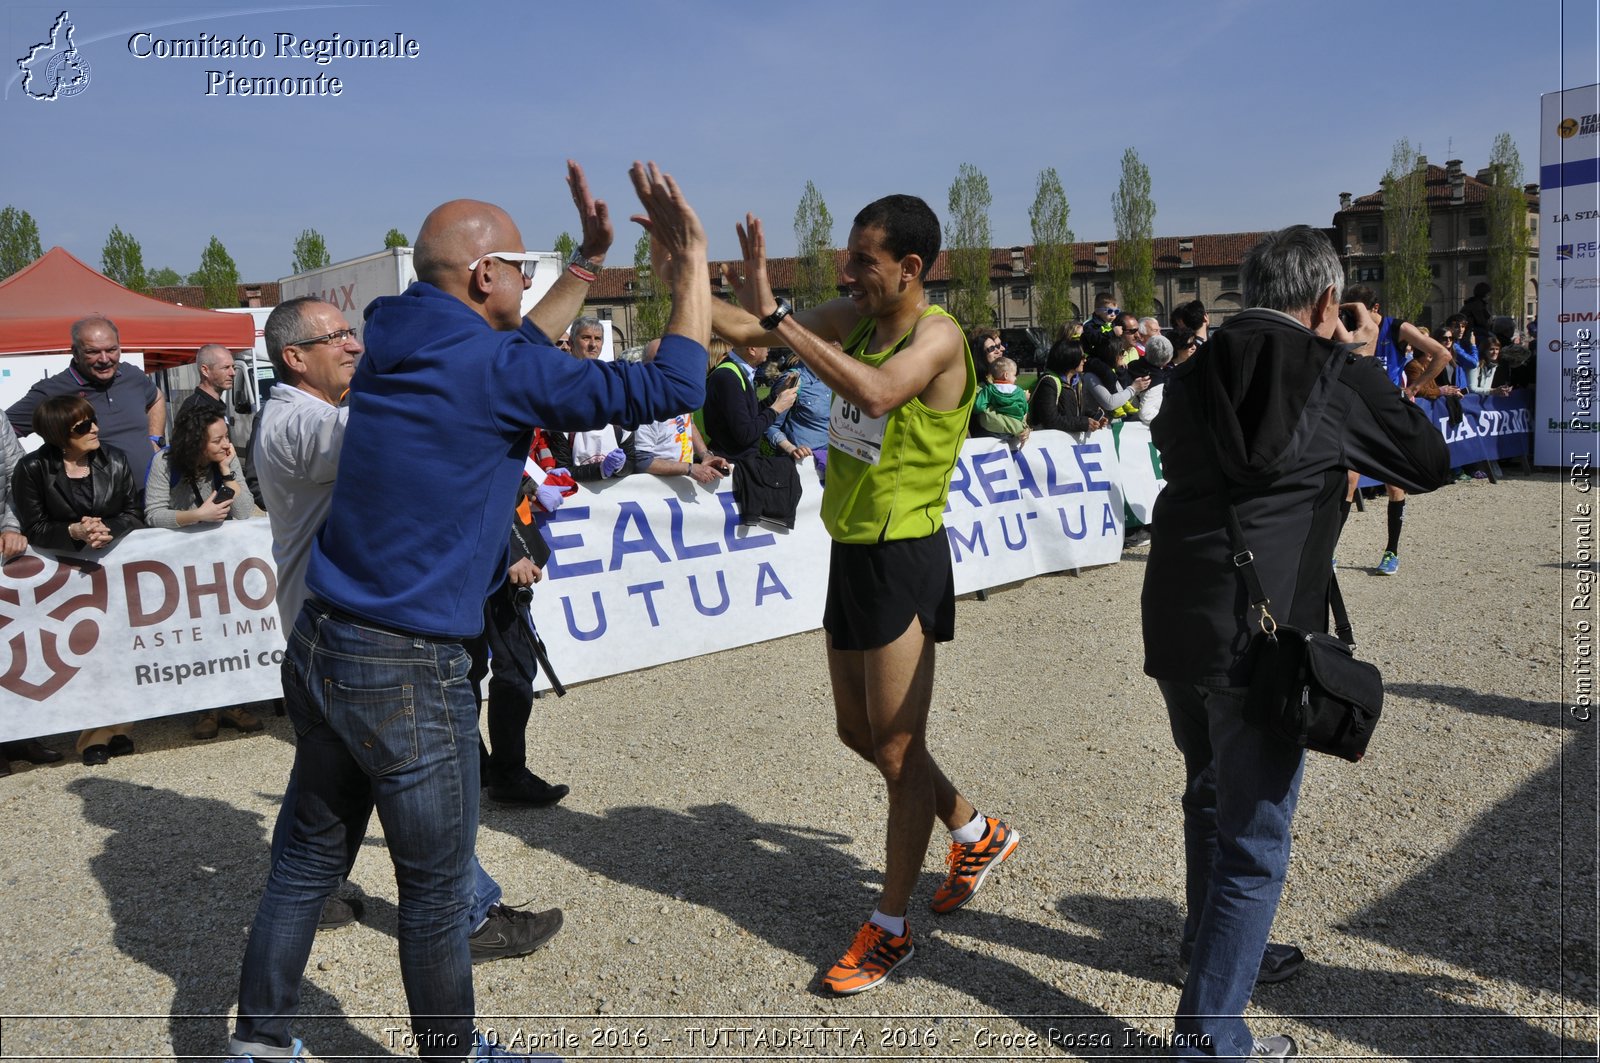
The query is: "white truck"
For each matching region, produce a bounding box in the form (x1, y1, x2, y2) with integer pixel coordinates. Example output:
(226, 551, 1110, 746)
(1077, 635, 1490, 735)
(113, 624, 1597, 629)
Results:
(279, 246, 571, 343)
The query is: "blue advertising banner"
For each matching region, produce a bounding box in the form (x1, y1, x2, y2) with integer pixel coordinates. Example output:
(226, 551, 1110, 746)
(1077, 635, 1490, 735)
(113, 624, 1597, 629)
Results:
(1358, 391, 1533, 486)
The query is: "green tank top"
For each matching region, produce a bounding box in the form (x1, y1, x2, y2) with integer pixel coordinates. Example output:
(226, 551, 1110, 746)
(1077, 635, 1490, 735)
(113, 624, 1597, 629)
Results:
(821, 305, 975, 543)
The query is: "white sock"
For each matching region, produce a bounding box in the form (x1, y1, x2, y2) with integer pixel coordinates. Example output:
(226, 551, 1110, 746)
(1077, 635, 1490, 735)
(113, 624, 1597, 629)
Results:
(951, 812, 988, 844)
(869, 909, 905, 936)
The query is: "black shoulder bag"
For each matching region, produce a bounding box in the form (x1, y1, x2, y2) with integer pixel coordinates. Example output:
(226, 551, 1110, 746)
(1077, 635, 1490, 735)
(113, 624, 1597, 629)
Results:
(1222, 501, 1384, 762)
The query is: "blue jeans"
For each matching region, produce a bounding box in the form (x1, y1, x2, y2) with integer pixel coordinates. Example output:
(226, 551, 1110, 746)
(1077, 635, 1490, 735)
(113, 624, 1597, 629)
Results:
(1160, 680, 1306, 1059)
(234, 603, 482, 1063)
(270, 736, 503, 925)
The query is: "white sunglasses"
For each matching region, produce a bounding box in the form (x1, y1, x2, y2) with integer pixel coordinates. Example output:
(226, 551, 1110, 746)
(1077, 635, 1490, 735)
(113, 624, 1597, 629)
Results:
(467, 252, 541, 280)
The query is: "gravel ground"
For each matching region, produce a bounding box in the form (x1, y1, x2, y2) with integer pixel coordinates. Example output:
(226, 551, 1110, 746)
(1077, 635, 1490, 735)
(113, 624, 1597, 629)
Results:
(0, 471, 1594, 1062)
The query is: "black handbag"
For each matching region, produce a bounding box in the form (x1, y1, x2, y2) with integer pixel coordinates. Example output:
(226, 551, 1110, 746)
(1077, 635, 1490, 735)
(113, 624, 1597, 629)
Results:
(1221, 501, 1384, 762)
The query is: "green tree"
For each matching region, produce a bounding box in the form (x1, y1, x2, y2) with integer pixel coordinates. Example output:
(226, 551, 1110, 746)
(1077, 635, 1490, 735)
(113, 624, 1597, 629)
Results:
(149, 266, 182, 287)
(946, 162, 993, 329)
(383, 227, 409, 249)
(0, 205, 43, 278)
(792, 180, 837, 310)
(631, 231, 671, 345)
(101, 225, 148, 292)
(1028, 168, 1076, 339)
(292, 228, 331, 275)
(1485, 132, 1531, 319)
(193, 236, 240, 309)
(1381, 139, 1431, 322)
(553, 231, 576, 260)
(1111, 148, 1156, 317)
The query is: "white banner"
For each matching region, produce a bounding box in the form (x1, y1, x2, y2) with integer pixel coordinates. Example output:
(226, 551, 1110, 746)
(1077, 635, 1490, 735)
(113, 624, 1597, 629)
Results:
(1112, 422, 1162, 526)
(526, 430, 1134, 688)
(0, 521, 285, 741)
(0, 429, 1164, 739)
(1537, 82, 1600, 468)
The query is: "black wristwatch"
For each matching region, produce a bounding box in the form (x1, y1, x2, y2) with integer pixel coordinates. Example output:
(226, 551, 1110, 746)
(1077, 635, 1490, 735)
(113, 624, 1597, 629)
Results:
(759, 298, 793, 332)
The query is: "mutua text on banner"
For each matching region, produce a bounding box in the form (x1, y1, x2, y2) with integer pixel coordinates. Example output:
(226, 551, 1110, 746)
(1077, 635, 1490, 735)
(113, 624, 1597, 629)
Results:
(127, 30, 421, 97)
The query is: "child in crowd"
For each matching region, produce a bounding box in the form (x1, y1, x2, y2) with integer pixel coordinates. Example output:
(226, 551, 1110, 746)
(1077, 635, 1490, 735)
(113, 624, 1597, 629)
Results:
(974, 356, 1030, 450)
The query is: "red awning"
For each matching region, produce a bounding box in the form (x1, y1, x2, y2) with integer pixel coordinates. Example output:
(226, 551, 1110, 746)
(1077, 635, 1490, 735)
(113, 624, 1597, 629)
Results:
(0, 247, 254, 369)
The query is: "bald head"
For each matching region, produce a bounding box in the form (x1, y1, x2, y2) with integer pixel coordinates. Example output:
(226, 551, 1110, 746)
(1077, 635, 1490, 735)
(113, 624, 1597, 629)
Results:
(413, 199, 524, 290)
(195, 342, 237, 398)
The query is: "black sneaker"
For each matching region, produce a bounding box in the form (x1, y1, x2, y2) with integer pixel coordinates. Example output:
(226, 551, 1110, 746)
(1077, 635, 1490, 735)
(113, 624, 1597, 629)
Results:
(1178, 941, 1305, 986)
(487, 772, 570, 808)
(470, 904, 563, 964)
(317, 894, 364, 932)
(1255, 942, 1306, 983)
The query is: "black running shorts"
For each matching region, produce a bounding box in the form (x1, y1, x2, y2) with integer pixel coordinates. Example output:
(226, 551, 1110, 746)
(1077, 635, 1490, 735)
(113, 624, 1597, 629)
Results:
(822, 527, 956, 651)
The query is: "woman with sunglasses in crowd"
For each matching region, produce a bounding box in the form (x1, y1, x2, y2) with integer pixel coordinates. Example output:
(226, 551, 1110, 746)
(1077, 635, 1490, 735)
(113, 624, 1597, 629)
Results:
(12, 393, 147, 764)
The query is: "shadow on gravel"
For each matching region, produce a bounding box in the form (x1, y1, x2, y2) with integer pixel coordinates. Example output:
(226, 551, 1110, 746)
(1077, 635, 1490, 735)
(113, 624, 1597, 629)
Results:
(1036, 685, 1599, 1060)
(70, 777, 391, 1063)
(1324, 714, 1596, 1059)
(502, 801, 1130, 1045)
(1388, 682, 1566, 727)
(1337, 730, 1600, 1063)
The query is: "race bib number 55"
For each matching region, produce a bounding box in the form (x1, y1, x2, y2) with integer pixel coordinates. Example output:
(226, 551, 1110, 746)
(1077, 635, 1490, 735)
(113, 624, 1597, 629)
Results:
(829, 395, 888, 465)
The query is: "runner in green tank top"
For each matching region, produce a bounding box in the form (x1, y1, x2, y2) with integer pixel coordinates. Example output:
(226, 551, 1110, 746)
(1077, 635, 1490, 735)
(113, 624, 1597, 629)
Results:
(711, 194, 1019, 995)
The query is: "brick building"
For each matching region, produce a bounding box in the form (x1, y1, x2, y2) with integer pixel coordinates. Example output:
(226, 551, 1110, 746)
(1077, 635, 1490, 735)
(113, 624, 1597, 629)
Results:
(1333, 157, 1539, 329)
(145, 281, 280, 308)
(583, 232, 1271, 349)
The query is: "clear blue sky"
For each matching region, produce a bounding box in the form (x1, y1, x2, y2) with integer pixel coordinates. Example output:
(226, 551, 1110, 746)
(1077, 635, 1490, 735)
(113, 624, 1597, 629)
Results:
(2, 0, 1594, 282)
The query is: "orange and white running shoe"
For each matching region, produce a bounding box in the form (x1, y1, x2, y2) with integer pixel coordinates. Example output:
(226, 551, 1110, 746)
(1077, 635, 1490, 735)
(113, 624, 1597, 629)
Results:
(822, 920, 914, 995)
(929, 816, 1020, 914)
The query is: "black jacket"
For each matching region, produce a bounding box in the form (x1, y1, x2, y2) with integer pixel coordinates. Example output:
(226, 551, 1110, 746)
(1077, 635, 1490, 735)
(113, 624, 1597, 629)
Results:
(1141, 308, 1451, 686)
(12, 443, 147, 553)
(703, 357, 776, 462)
(1027, 372, 1098, 433)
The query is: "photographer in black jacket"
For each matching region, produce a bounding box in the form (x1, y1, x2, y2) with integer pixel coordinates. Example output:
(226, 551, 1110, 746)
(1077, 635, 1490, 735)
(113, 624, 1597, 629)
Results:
(1140, 226, 1450, 1059)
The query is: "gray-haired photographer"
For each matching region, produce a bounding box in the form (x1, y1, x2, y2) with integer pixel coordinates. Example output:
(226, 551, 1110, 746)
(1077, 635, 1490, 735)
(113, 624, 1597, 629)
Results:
(1140, 224, 1450, 1059)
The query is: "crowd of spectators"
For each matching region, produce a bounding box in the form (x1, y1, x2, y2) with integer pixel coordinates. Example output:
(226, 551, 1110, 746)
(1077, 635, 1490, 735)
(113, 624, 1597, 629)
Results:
(0, 282, 1539, 775)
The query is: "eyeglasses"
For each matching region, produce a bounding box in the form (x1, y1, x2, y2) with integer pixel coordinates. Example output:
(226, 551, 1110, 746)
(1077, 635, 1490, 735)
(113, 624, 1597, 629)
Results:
(983, 341, 1004, 353)
(288, 328, 359, 347)
(467, 252, 541, 280)
(70, 417, 97, 437)
(556, 339, 572, 349)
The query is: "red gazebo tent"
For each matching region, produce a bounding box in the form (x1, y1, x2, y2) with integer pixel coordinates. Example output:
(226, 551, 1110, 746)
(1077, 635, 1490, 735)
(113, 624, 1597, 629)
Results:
(0, 247, 253, 369)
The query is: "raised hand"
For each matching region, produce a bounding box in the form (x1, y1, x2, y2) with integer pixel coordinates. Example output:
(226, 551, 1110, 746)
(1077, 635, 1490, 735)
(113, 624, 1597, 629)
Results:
(628, 162, 706, 265)
(628, 161, 709, 345)
(734, 213, 779, 319)
(566, 159, 612, 264)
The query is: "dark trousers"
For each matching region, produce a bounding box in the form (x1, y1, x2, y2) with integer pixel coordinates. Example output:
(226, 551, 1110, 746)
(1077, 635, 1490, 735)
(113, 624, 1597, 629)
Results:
(466, 582, 541, 788)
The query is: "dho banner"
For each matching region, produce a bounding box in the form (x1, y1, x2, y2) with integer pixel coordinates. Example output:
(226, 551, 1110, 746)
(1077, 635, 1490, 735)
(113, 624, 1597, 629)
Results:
(0, 522, 285, 741)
